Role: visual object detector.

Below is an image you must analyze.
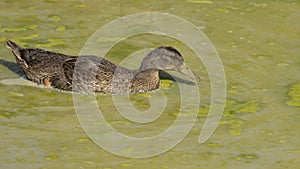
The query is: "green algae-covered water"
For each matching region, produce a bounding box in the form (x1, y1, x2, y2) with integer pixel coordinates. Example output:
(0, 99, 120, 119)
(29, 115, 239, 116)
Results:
(0, 1, 299, 168)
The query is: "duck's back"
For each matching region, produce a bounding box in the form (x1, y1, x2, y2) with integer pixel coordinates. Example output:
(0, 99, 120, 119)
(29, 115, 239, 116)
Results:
(27, 48, 69, 70)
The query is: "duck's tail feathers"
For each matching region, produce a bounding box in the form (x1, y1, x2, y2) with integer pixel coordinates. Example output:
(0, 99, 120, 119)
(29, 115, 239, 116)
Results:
(6, 40, 24, 59)
(5, 40, 30, 65)
(6, 40, 23, 51)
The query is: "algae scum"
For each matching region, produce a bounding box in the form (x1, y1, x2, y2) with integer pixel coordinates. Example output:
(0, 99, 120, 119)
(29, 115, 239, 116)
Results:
(199, 99, 261, 136)
(286, 83, 300, 108)
(0, 1, 299, 169)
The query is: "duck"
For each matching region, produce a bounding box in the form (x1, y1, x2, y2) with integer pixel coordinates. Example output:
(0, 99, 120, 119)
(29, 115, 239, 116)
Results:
(6, 40, 195, 94)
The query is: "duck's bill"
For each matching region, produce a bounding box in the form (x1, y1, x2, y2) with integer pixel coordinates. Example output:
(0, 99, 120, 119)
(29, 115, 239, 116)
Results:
(177, 64, 196, 81)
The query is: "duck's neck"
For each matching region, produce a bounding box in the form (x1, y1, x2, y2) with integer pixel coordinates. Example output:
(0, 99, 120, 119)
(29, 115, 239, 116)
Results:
(130, 69, 160, 93)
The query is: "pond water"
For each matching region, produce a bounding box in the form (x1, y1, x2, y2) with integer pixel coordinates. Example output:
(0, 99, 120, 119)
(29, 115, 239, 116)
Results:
(0, 0, 299, 169)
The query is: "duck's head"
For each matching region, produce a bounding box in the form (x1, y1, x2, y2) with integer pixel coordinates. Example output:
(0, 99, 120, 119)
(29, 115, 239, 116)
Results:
(140, 46, 195, 80)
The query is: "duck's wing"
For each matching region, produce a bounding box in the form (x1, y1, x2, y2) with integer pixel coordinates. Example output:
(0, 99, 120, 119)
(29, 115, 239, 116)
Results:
(61, 57, 76, 85)
(51, 55, 137, 93)
(62, 56, 116, 81)
(49, 57, 76, 91)
(51, 56, 119, 93)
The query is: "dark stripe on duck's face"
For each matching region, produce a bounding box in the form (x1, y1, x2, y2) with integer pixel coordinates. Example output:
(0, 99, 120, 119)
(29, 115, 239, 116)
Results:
(159, 46, 183, 60)
(161, 46, 182, 56)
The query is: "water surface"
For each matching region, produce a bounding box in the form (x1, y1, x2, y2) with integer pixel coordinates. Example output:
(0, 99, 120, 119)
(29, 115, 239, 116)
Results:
(0, 1, 299, 169)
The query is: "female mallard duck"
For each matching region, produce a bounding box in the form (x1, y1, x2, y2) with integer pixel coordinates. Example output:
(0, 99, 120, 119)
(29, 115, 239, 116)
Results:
(6, 40, 195, 94)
